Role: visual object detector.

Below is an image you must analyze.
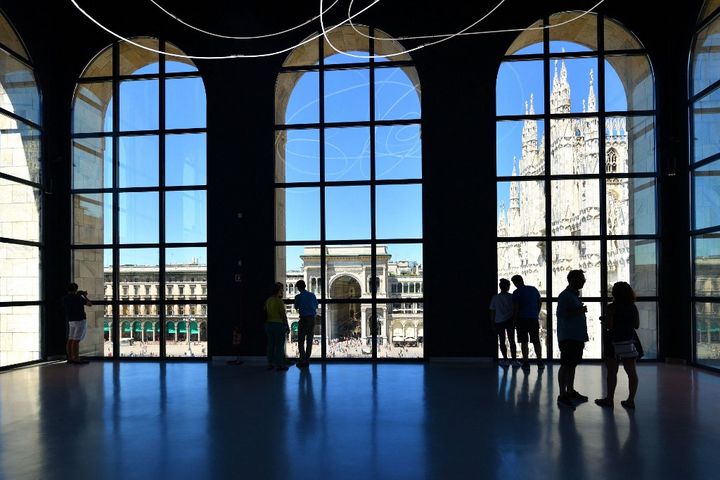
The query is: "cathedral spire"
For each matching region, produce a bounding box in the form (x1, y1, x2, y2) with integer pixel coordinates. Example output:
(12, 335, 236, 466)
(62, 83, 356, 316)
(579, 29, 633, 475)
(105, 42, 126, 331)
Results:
(509, 157, 520, 214)
(587, 68, 596, 112)
(550, 50, 571, 113)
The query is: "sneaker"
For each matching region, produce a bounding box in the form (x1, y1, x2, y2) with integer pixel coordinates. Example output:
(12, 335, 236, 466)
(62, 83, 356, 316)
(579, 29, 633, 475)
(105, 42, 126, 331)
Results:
(594, 398, 614, 408)
(620, 400, 635, 410)
(537, 361, 545, 371)
(568, 390, 588, 402)
(557, 395, 576, 410)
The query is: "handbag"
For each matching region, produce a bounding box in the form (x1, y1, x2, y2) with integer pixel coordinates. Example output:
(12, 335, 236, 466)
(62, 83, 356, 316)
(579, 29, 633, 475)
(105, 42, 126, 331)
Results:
(612, 339, 638, 359)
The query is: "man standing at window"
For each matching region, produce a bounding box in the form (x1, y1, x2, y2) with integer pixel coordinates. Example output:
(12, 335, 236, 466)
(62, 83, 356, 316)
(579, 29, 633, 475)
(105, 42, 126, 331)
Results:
(511, 275, 544, 371)
(556, 269, 589, 409)
(294, 279, 318, 369)
(61, 282, 92, 364)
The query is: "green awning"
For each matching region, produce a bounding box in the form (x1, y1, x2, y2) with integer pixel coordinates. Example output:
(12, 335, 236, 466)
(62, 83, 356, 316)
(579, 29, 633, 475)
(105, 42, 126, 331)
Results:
(122, 322, 131, 333)
(103, 322, 110, 332)
(178, 322, 187, 334)
(190, 321, 198, 334)
(291, 322, 298, 333)
(167, 321, 175, 334)
(144, 322, 154, 333)
(133, 322, 143, 332)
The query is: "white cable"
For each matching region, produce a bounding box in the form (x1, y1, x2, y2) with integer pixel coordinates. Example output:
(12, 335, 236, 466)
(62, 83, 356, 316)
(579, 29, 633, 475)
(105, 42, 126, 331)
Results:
(149, 0, 341, 40)
(69, 0, 382, 60)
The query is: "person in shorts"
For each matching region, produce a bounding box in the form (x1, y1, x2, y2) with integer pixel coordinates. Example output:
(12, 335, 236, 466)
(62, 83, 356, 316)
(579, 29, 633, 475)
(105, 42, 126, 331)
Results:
(489, 278, 520, 367)
(556, 270, 589, 409)
(61, 283, 92, 364)
(511, 275, 544, 370)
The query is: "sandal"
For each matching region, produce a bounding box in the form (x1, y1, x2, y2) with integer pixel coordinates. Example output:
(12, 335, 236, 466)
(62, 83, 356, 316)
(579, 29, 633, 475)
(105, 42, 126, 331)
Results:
(594, 398, 614, 408)
(620, 400, 635, 409)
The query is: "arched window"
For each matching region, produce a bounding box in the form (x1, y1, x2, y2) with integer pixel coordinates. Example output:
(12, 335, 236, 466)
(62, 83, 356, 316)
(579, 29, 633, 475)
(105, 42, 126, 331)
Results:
(496, 12, 658, 360)
(691, 1, 720, 368)
(71, 38, 207, 358)
(0, 11, 41, 367)
(275, 26, 423, 358)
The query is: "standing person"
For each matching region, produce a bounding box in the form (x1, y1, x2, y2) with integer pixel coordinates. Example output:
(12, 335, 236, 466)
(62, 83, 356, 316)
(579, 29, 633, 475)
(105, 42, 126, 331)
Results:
(510, 275, 544, 370)
(490, 278, 519, 367)
(595, 281, 640, 410)
(264, 282, 289, 372)
(61, 283, 92, 364)
(294, 279, 318, 369)
(556, 269, 589, 409)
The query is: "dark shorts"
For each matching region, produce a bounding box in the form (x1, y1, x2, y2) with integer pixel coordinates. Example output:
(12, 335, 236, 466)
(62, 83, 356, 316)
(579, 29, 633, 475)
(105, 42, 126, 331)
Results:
(516, 317, 540, 344)
(495, 319, 514, 337)
(559, 340, 584, 367)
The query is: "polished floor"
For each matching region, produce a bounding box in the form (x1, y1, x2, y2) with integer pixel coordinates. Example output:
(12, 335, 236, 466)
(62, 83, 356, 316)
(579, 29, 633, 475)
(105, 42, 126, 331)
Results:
(0, 361, 718, 479)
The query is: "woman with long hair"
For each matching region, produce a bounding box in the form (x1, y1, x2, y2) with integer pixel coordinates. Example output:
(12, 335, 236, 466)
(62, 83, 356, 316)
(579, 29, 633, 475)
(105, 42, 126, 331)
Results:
(595, 281, 640, 409)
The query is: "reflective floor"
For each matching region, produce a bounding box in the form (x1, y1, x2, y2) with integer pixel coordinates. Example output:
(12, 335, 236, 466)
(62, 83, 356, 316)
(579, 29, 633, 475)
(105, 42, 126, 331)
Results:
(0, 362, 718, 479)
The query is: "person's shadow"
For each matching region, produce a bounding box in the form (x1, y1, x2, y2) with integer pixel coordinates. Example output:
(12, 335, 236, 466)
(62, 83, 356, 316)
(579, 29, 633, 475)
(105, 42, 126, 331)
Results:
(296, 367, 316, 437)
(557, 407, 586, 480)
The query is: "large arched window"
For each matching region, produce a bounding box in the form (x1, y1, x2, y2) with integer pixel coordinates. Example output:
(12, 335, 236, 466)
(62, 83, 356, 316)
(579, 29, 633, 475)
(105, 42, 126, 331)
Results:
(0, 11, 42, 368)
(691, 0, 720, 369)
(275, 26, 423, 359)
(496, 12, 658, 360)
(71, 38, 207, 358)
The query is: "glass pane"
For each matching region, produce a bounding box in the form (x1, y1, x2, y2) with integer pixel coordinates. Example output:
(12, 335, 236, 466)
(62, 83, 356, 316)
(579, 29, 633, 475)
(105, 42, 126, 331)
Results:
(496, 120, 545, 177)
(72, 248, 113, 300)
(275, 129, 319, 183)
(118, 249, 159, 355)
(551, 179, 600, 235)
(72, 82, 113, 134)
(166, 42, 198, 73)
(325, 244, 375, 300)
(118, 306, 160, 358)
(696, 301, 720, 367)
(72, 193, 112, 245)
(72, 137, 112, 189)
(695, 233, 720, 296)
(118, 135, 158, 187)
(166, 305, 208, 358)
(81, 47, 112, 78)
(165, 190, 207, 243)
(384, 302, 423, 358)
(119, 192, 158, 244)
(605, 116, 655, 173)
(276, 71, 319, 125)
(275, 245, 321, 298)
(119, 79, 159, 131)
(119, 249, 159, 296)
(0, 305, 40, 367)
(287, 302, 321, 360)
(324, 69, 370, 123)
(552, 301, 602, 360)
(375, 67, 421, 121)
(509, 300, 548, 360)
(636, 301, 657, 359)
(166, 247, 207, 300)
(0, 48, 40, 124)
(326, 186, 370, 240)
(166, 77, 206, 129)
(694, 160, 720, 230)
(606, 178, 656, 235)
(550, 117, 600, 174)
(497, 180, 545, 237)
(325, 127, 370, 181)
(549, 12, 597, 53)
(376, 184, 422, 239)
(0, 16, 28, 59)
(604, 17, 643, 51)
(693, 19, 720, 95)
(605, 55, 654, 111)
(0, 115, 40, 184)
(0, 178, 40, 242)
(496, 241, 548, 296)
(385, 243, 423, 299)
(692, 87, 720, 163)
(375, 124, 422, 180)
(607, 240, 657, 297)
(326, 302, 372, 358)
(548, 57, 598, 114)
(103, 305, 113, 357)
(551, 241, 602, 297)
(496, 61, 544, 115)
(166, 133, 206, 186)
(0, 243, 39, 301)
(119, 38, 159, 75)
(276, 187, 320, 242)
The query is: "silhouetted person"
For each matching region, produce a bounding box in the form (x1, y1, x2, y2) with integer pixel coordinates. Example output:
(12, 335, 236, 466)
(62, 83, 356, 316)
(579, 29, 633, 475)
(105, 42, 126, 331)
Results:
(294, 279, 318, 369)
(510, 275, 544, 370)
(490, 278, 519, 367)
(264, 282, 289, 371)
(556, 269, 589, 409)
(61, 283, 92, 364)
(595, 281, 640, 409)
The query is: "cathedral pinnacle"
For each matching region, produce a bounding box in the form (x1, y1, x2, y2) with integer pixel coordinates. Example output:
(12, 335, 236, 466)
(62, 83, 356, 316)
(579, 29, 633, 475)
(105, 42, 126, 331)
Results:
(587, 68, 596, 112)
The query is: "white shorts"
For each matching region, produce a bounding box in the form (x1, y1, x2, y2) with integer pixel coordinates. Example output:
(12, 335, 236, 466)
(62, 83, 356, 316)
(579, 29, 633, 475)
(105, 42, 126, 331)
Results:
(68, 320, 87, 341)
